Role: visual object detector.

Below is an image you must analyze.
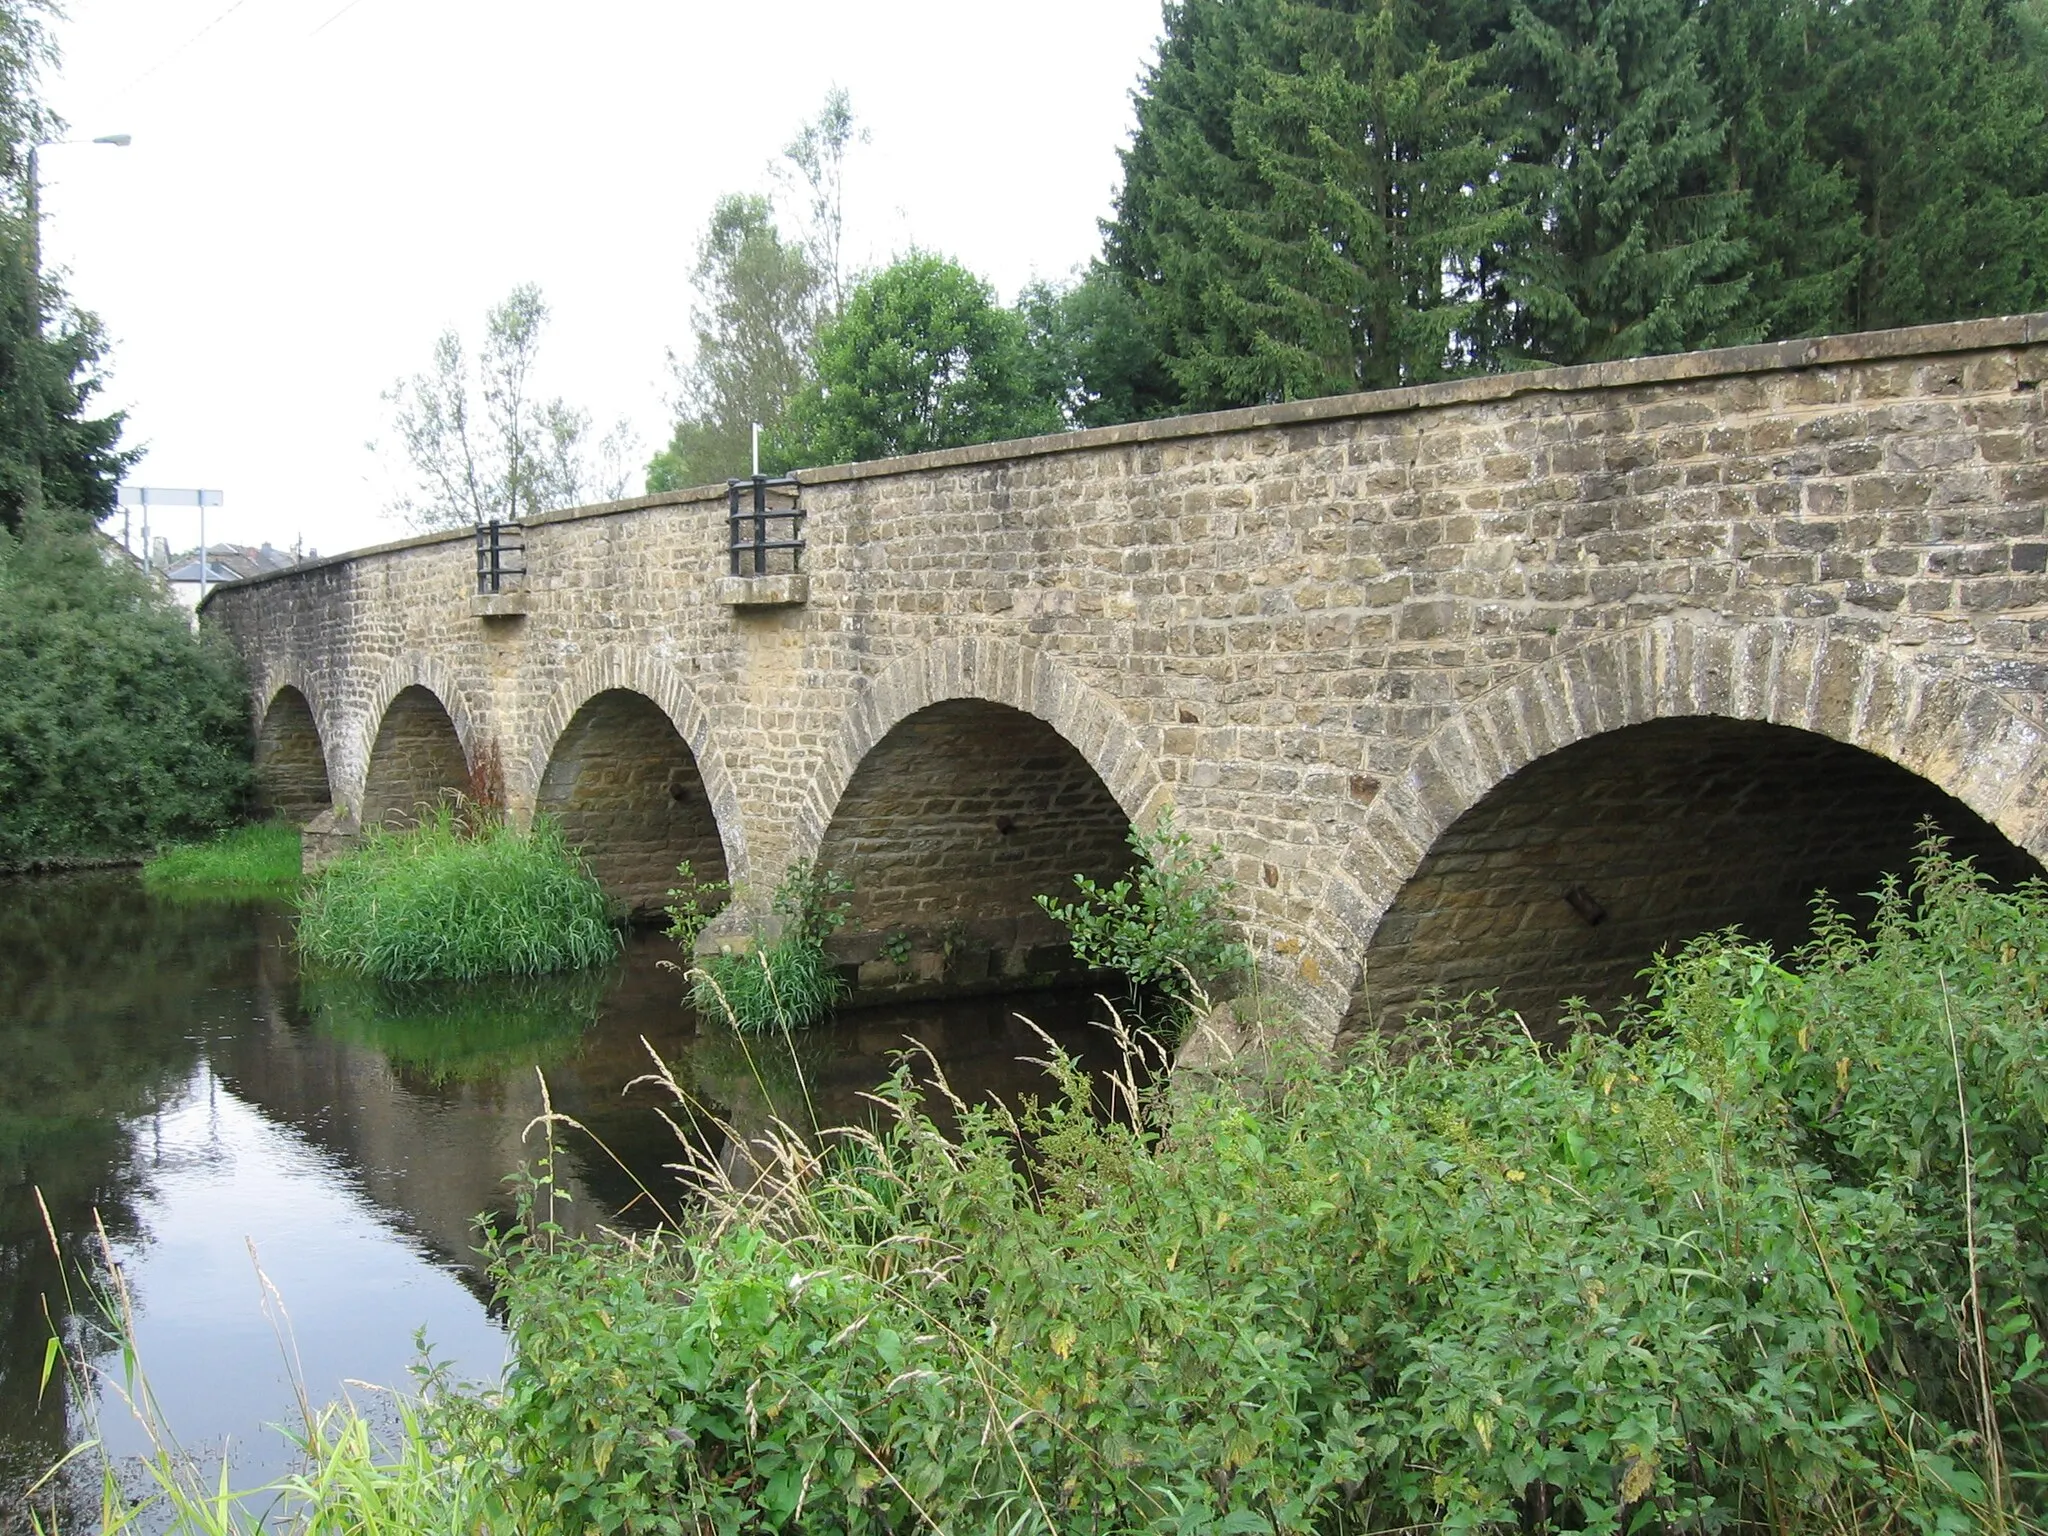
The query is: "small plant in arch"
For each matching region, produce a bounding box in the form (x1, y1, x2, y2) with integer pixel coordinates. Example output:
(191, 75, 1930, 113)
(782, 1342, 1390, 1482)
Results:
(1037, 806, 1248, 1031)
(689, 863, 854, 1033)
(662, 859, 730, 951)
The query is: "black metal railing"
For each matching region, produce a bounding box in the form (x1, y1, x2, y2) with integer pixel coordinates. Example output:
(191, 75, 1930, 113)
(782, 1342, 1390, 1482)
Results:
(727, 475, 804, 577)
(475, 520, 526, 595)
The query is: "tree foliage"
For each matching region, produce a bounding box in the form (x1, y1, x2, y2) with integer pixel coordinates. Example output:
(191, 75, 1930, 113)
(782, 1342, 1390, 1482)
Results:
(780, 252, 1065, 464)
(1103, 0, 2048, 410)
(648, 195, 821, 491)
(0, 510, 251, 866)
(0, 0, 131, 537)
(381, 284, 635, 530)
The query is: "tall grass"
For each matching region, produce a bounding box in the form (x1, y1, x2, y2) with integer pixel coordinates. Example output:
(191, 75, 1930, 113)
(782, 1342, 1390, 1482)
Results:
(295, 808, 617, 982)
(687, 865, 850, 1032)
(473, 843, 2045, 1535)
(140, 822, 302, 899)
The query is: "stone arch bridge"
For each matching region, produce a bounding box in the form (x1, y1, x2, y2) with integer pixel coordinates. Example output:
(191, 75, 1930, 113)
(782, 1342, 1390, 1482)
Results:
(208, 315, 2048, 1053)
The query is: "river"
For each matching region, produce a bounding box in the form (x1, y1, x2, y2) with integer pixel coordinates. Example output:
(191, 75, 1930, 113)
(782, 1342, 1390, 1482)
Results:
(0, 871, 1122, 1530)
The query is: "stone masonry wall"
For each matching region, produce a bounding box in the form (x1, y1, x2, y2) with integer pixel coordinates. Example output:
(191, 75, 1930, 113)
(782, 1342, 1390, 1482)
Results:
(534, 688, 729, 917)
(207, 315, 2048, 1050)
(360, 684, 469, 829)
(254, 686, 332, 823)
(812, 700, 1137, 996)
(1355, 717, 2038, 1038)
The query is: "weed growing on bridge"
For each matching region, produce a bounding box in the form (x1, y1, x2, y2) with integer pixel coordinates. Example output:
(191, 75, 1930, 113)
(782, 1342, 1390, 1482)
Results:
(296, 807, 618, 981)
(1038, 807, 1249, 1037)
(688, 865, 852, 1032)
(140, 821, 303, 899)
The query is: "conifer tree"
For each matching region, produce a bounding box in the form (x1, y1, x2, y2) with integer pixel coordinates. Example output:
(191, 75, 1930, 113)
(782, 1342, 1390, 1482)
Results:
(1814, 0, 2048, 330)
(1493, 0, 1752, 363)
(1109, 0, 1515, 406)
(1698, 0, 1864, 340)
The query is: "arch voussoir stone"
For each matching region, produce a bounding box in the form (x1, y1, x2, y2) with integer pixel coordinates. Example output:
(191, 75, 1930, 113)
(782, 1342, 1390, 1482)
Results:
(796, 637, 1168, 879)
(1310, 616, 2048, 1033)
(526, 646, 748, 887)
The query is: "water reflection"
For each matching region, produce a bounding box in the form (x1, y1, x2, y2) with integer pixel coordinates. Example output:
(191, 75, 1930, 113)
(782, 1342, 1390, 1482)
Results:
(0, 872, 1122, 1529)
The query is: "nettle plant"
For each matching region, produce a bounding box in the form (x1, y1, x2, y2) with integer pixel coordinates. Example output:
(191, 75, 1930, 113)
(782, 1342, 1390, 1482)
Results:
(1037, 807, 1249, 1031)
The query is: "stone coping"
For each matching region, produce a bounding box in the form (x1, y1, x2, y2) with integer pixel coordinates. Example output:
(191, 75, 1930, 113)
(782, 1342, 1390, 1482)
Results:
(199, 310, 2048, 611)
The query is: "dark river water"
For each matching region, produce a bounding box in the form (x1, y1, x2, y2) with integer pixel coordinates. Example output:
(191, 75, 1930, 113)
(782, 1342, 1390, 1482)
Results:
(0, 871, 1122, 1530)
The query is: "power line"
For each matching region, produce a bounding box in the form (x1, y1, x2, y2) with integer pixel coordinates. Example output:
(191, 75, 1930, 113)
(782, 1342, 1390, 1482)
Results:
(308, 0, 369, 36)
(121, 0, 261, 92)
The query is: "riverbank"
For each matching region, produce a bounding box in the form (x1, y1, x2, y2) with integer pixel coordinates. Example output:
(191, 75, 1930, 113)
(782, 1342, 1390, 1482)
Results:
(37, 845, 2048, 1534)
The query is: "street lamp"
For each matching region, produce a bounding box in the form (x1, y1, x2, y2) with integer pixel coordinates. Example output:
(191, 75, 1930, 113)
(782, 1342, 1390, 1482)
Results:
(23, 133, 132, 297)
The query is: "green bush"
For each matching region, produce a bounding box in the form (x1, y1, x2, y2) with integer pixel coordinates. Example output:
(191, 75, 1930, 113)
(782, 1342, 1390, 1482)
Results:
(1037, 806, 1249, 1032)
(296, 809, 618, 982)
(467, 844, 2044, 1536)
(689, 865, 851, 1033)
(0, 509, 250, 867)
(140, 821, 302, 898)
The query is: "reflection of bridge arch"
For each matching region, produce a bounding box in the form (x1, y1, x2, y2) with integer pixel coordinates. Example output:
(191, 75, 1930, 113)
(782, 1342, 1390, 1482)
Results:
(525, 649, 745, 892)
(1320, 619, 2048, 1041)
(254, 683, 333, 823)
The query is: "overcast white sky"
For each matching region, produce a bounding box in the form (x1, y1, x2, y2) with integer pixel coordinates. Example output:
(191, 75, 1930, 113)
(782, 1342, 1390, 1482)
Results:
(37, 0, 1164, 559)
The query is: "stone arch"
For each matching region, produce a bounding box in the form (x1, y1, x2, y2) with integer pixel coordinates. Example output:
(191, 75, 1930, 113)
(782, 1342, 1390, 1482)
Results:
(799, 637, 1168, 865)
(1318, 618, 2048, 1041)
(347, 652, 482, 817)
(360, 680, 472, 831)
(535, 689, 731, 918)
(254, 683, 333, 823)
(524, 649, 745, 888)
(796, 640, 1168, 998)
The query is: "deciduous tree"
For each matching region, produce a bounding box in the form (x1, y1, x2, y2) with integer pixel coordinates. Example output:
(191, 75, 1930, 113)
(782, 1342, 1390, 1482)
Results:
(780, 253, 1063, 465)
(380, 284, 632, 531)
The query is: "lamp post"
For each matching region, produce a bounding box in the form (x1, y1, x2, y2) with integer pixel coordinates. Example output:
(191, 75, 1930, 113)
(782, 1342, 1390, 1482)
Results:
(23, 133, 131, 312)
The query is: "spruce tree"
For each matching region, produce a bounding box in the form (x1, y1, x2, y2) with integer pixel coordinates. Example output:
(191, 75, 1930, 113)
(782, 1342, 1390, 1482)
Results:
(1815, 0, 2048, 330)
(1698, 0, 1864, 340)
(1231, 0, 1520, 393)
(1494, 0, 1752, 363)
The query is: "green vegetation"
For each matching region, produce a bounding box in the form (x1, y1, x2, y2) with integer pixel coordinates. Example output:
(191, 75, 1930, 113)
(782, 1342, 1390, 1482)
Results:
(140, 821, 301, 899)
(0, 510, 252, 869)
(1, 0, 133, 540)
(31, 845, 2048, 1532)
(688, 865, 850, 1033)
(1105, 0, 2048, 404)
(1037, 808, 1250, 1034)
(778, 252, 1067, 464)
(295, 809, 618, 982)
(301, 968, 612, 1085)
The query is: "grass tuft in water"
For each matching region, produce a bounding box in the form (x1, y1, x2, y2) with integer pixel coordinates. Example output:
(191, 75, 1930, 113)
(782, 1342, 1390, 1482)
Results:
(296, 807, 618, 982)
(139, 822, 303, 899)
(687, 865, 850, 1032)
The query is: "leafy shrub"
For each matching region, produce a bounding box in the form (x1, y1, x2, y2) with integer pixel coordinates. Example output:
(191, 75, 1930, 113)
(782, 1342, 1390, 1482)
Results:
(470, 844, 2044, 1536)
(0, 509, 250, 867)
(296, 808, 618, 981)
(140, 821, 302, 898)
(689, 865, 851, 1033)
(662, 858, 730, 951)
(1037, 806, 1249, 1031)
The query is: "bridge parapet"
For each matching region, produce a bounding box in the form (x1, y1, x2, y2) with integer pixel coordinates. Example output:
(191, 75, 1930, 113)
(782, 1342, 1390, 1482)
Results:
(209, 314, 2048, 1050)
